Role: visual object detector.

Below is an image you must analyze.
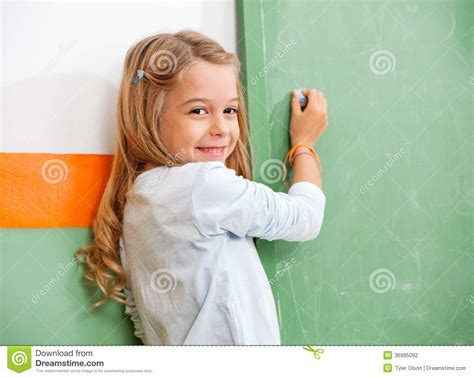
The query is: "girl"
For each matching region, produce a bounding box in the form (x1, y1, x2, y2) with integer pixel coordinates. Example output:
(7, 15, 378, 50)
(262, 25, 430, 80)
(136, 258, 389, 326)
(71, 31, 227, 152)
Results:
(76, 30, 328, 346)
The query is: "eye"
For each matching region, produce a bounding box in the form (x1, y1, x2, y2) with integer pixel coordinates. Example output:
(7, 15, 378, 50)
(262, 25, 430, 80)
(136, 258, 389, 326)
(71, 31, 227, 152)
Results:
(190, 107, 238, 115)
(190, 107, 206, 115)
(225, 107, 238, 115)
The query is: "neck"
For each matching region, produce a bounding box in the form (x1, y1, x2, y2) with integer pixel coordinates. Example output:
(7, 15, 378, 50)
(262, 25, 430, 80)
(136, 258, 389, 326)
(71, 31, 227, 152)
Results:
(144, 162, 161, 171)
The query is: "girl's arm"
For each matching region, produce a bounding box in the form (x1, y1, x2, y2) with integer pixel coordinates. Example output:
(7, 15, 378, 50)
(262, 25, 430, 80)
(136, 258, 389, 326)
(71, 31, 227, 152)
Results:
(292, 146, 323, 190)
(192, 162, 325, 242)
(290, 88, 328, 190)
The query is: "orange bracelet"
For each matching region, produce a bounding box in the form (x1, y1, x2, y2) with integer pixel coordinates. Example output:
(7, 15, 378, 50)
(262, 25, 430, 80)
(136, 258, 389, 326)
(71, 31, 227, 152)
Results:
(291, 151, 317, 165)
(282, 143, 320, 182)
(283, 143, 319, 167)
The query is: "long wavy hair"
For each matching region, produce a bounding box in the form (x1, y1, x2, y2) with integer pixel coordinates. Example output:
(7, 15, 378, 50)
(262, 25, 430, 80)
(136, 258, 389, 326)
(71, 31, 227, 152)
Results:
(75, 30, 252, 309)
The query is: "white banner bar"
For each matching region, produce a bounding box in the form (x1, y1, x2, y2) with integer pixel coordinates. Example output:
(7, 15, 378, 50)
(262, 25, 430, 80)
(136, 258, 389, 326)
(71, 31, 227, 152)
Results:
(1, 346, 472, 377)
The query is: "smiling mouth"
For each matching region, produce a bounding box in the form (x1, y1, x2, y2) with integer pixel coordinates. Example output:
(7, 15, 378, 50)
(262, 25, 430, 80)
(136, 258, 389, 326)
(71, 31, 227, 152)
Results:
(196, 146, 226, 157)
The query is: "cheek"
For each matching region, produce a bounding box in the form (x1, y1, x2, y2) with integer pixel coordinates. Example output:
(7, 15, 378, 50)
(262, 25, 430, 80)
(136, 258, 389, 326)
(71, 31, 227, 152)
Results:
(164, 117, 202, 147)
(158, 121, 172, 147)
(181, 124, 207, 146)
(232, 123, 240, 142)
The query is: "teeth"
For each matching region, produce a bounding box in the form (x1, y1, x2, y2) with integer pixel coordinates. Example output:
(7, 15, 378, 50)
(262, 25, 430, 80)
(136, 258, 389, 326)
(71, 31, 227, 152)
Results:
(199, 148, 223, 153)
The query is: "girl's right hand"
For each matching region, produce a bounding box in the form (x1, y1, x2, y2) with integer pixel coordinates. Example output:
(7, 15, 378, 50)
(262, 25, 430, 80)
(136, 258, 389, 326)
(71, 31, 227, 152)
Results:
(290, 88, 328, 147)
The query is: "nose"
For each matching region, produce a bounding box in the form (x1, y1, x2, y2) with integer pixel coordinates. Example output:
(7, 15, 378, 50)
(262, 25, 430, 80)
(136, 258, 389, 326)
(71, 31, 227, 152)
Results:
(209, 114, 230, 137)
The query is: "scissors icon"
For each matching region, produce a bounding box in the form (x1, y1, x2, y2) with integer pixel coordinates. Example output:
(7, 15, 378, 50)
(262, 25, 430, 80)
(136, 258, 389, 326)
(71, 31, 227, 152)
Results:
(303, 345, 325, 360)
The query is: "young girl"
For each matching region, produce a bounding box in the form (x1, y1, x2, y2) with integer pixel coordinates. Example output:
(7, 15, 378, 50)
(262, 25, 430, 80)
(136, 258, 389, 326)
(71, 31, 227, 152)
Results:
(76, 30, 328, 346)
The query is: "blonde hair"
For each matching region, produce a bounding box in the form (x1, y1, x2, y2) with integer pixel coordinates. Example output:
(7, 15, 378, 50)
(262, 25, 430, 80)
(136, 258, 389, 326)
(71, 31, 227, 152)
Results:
(75, 30, 252, 309)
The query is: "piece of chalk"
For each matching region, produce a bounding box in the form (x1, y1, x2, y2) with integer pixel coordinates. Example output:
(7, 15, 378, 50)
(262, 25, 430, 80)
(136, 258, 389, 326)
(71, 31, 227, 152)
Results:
(295, 89, 307, 108)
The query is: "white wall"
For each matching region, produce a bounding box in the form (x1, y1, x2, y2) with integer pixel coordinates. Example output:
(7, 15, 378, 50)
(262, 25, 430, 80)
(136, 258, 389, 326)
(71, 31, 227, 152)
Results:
(1, 0, 237, 154)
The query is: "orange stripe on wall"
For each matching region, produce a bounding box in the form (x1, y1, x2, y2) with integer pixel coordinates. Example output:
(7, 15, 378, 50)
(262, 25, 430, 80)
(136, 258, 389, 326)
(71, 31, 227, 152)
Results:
(0, 153, 114, 228)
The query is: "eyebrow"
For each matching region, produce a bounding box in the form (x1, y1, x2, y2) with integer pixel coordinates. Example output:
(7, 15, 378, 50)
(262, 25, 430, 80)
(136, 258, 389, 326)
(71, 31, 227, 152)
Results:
(180, 97, 239, 107)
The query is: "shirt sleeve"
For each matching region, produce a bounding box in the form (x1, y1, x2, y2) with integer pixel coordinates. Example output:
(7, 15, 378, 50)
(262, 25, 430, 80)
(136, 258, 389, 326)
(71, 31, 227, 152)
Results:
(191, 161, 326, 241)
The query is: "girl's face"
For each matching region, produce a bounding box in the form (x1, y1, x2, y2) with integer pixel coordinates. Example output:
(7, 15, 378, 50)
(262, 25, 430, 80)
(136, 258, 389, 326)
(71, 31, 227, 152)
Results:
(158, 60, 240, 165)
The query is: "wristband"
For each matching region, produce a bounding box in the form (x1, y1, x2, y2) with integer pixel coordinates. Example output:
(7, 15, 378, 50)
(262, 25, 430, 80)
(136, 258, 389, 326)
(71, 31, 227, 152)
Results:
(283, 143, 318, 167)
(282, 143, 321, 182)
(291, 151, 317, 165)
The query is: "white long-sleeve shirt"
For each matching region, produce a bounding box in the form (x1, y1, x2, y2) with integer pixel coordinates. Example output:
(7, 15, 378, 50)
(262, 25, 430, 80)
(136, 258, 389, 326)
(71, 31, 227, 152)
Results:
(119, 160, 326, 345)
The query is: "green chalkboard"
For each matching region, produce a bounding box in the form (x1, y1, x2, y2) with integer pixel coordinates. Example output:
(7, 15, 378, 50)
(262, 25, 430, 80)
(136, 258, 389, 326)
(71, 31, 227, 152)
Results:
(0, 228, 141, 345)
(237, 0, 473, 344)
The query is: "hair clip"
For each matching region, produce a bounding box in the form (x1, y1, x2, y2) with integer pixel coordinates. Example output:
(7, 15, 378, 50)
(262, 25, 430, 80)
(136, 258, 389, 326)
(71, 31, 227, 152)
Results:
(132, 69, 145, 85)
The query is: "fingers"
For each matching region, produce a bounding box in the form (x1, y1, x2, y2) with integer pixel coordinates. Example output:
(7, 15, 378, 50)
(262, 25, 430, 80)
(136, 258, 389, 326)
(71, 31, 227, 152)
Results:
(316, 91, 323, 107)
(291, 90, 302, 117)
(292, 88, 327, 116)
(306, 89, 318, 110)
(308, 89, 327, 112)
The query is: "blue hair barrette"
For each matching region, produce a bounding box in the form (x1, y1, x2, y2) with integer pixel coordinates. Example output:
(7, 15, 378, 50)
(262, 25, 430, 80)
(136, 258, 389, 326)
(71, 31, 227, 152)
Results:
(132, 69, 145, 85)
